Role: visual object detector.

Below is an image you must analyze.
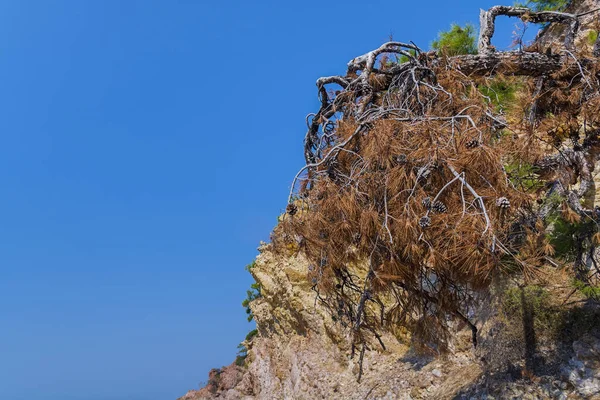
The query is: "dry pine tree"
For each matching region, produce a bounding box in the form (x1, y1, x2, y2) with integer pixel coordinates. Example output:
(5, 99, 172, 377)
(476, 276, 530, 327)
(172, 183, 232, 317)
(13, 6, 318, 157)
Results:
(272, 4, 600, 381)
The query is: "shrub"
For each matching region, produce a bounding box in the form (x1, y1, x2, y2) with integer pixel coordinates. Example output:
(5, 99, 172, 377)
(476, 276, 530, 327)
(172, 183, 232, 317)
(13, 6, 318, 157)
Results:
(484, 285, 561, 372)
(235, 329, 259, 367)
(588, 30, 599, 46)
(432, 23, 477, 56)
(479, 78, 521, 113)
(546, 205, 596, 261)
(546, 215, 582, 260)
(242, 261, 261, 322)
(235, 344, 248, 366)
(572, 279, 600, 301)
(245, 261, 256, 272)
(242, 283, 261, 322)
(502, 285, 558, 333)
(245, 329, 258, 341)
(503, 161, 543, 192)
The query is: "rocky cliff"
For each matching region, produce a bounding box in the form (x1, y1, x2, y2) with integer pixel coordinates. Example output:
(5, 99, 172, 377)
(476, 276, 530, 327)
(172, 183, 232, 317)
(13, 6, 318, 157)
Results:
(181, 243, 600, 399)
(180, 2, 600, 399)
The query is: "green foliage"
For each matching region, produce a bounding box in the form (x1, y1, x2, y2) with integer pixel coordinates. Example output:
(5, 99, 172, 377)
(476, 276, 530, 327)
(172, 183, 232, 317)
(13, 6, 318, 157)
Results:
(502, 285, 559, 333)
(572, 279, 600, 301)
(546, 215, 581, 260)
(242, 260, 261, 322)
(545, 202, 597, 261)
(242, 285, 261, 322)
(479, 79, 520, 112)
(503, 285, 548, 314)
(235, 344, 248, 366)
(432, 23, 477, 56)
(234, 355, 246, 366)
(518, 0, 568, 11)
(398, 49, 417, 64)
(245, 261, 256, 272)
(503, 161, 543, 192)
(588, 30, 599, 46)
(245, 329, 258, 341)
(237, 259, 263, 366)
(235, 330, 259, 367)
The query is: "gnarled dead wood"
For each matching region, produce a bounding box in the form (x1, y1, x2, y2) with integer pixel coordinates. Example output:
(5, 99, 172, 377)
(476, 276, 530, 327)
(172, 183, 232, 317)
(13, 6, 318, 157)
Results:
(449, 51, 570, 76)
(478, 6, 581, 54)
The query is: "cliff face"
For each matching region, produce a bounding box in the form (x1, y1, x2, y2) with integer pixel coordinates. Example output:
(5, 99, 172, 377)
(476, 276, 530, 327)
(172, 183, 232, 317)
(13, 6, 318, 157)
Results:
(180, 244, 483, 400)
(238, 245, 481, 399)
(180, 243, 600, 399)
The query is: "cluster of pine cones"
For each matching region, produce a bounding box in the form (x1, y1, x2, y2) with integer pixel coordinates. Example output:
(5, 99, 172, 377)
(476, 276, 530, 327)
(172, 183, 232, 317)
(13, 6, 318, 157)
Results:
(422, 197, 447, 213)
(419, 197, 448, 228)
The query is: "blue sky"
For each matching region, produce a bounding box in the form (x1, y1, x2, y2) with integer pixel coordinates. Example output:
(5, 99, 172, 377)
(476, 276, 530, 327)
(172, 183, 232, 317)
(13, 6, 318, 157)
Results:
(0, 1, 526, 399)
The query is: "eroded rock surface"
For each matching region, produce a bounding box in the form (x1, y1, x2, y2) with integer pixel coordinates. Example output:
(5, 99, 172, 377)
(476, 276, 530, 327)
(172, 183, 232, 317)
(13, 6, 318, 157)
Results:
(179, 244, 600, 399)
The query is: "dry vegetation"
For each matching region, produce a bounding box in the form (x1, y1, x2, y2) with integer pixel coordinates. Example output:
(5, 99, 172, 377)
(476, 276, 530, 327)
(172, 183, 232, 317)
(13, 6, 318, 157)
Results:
(271, 5, 600, 381)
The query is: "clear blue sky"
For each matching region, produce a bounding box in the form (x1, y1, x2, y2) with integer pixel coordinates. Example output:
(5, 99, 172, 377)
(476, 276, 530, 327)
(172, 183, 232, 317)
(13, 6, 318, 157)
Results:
(0, 1, 522, 399)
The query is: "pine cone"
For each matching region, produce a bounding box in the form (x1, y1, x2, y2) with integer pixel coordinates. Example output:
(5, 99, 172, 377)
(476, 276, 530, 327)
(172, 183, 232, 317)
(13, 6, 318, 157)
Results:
(419, 216, 431, 228)
(431, 201, 447, 213)
(422, 197, 432, 209)
(496, 197, 510, 209)
(466, 139, 480, 149)
(396, 154, 408, 164)
(286, 203, 298, 216)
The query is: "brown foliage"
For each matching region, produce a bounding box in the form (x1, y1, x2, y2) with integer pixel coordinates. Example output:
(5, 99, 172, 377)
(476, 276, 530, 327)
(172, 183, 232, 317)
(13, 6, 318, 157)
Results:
(273, 31, 600, 372)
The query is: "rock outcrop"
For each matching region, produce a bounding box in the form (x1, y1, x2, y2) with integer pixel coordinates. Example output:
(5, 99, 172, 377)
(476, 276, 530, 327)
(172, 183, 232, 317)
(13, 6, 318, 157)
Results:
(180, 243, 600, 399)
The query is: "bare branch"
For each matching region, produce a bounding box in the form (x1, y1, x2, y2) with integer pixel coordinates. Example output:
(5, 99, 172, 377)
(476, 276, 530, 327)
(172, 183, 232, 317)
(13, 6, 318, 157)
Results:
(478, 6, 580, 54)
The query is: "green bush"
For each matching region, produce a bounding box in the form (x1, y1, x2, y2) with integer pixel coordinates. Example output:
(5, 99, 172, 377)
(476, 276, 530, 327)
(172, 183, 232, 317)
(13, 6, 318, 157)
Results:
(242, 261, 261, 322)
(546, 215, 581, 260)
(545, 203, 596, 261)
(235, 329, 259, 367)
(588, 30, 598, 46)
(245, 261, 256, 272)
(245, 329, 258, 341)
(479, 79, 521, 112)
(572, 279, 600, 301)
(503, 161, 543, 192)
(432, 24, 477, 56)
(502, 285, 559, 334)
(242, 283, 261, 322)
(235, 344, 248, 366)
